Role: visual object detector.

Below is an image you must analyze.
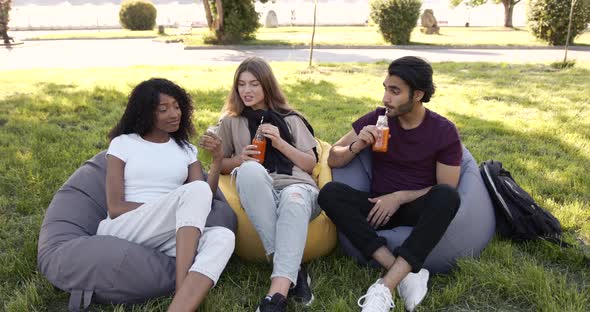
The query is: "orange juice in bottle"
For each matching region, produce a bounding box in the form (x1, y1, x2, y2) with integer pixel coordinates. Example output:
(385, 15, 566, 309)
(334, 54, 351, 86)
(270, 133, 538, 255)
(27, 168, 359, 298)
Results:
(252, 127, 267, 163)
(372, 115, 389, 152)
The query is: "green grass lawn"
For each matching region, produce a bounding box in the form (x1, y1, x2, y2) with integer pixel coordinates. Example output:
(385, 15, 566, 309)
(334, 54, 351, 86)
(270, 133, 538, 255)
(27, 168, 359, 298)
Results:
(27, 26, 590, 47)
(184, 26, 590, 47)
(1, 62, 589, 311)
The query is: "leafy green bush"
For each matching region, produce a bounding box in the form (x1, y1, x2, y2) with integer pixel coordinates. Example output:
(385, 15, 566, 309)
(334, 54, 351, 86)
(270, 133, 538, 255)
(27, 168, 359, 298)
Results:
(215, 0, 260, 43)
(528, 0, 590, 46)
(119, 0, 157, 31)
(370, 0, 421, 45)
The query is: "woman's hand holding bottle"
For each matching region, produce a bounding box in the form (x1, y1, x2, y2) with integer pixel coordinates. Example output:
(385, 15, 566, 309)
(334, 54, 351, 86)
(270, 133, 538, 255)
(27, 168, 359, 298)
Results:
(240, 144, 264, 163)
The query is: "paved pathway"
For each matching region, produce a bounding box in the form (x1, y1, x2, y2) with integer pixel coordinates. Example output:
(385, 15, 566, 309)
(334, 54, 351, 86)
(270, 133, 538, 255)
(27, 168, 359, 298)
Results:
(2, 39, 590, 70)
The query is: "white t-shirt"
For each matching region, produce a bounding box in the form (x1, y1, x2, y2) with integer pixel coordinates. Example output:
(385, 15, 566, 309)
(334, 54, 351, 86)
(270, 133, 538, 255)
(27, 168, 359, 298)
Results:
(107, 133, 198, 204)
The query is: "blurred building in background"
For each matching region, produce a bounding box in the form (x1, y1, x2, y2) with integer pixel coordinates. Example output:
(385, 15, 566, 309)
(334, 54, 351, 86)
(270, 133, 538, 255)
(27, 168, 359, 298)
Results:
(9, 0, 526, 30)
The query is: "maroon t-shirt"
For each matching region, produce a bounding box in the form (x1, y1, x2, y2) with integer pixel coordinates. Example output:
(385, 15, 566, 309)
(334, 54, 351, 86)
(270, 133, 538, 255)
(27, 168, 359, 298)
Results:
(352, 107, 462, 195)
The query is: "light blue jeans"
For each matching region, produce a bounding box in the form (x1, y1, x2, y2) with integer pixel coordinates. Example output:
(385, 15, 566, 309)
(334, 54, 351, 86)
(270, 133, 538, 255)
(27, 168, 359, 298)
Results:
(236, 161, 320, 285)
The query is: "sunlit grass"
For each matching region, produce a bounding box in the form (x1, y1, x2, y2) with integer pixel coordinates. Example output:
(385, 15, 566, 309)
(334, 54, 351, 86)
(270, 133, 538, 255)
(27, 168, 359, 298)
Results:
(26, 29, 162, 40)
(180, 26, 590, 47)
(28, 26, 590, 47)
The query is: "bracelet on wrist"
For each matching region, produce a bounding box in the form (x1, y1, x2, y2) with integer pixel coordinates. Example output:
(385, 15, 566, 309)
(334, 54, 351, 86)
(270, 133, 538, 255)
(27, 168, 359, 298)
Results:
(348, 141, 358, 154)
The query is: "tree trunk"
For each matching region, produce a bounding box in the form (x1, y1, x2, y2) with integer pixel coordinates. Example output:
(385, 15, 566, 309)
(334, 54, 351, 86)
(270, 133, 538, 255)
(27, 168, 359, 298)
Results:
(215, 0, 224, 41)
(502, 0, 513, 28)
(564, 0, 577, 63)
(308, 0, 317, 67)
(0, 19, 8, 44)
(202, 0, 213, 30)
(0, 28, 9, 45)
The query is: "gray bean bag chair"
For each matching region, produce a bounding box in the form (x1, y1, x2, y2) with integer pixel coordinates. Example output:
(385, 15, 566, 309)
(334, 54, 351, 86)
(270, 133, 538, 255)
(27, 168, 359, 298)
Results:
(332, 146, 495, 274)
(37, 151, 237, 311)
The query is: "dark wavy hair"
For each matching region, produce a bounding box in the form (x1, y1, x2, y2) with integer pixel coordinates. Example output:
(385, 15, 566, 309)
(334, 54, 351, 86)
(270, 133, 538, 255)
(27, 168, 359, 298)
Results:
(108, 78, 195, 148)
(388, 56, 436, 103)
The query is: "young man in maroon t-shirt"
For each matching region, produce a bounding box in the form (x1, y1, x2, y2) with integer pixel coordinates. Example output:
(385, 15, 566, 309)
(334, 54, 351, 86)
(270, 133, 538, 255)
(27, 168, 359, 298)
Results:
(318, 56, 462, 312)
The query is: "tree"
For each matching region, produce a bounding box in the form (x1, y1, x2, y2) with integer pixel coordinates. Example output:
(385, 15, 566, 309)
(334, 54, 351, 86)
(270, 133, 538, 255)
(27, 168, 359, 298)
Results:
(202, 0, 224, 41)
(0, 0, 13, 45)
(201, 0, 270, 43)
(449, 0, 521, 28)
(370, 0, 422, 45)
(497, 0, 521, 28)
(528, 0, 590, 46)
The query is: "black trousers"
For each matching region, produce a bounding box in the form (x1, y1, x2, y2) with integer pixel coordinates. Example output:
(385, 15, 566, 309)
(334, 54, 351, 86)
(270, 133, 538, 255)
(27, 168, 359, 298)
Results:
(318, 182, 460, 273)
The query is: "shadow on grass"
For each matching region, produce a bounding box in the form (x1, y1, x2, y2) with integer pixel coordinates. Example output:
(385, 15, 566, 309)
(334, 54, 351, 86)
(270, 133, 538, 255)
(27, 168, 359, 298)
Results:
(450, 112, 590, 206)
(0, 84, 126, 218)
(282, 78, 380, 143)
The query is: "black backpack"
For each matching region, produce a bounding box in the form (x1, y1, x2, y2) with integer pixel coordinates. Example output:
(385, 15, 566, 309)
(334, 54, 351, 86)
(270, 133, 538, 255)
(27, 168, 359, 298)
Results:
(479, 160, 567, 246)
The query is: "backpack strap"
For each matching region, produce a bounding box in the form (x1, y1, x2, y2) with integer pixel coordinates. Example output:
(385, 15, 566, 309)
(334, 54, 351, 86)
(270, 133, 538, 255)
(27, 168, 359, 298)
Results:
(481, 162, 513, 220)
(68, 289, 93, 312)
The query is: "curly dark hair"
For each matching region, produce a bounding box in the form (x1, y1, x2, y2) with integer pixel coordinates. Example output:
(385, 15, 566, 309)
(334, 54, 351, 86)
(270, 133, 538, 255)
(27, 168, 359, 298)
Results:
(108, 78, 195, 148)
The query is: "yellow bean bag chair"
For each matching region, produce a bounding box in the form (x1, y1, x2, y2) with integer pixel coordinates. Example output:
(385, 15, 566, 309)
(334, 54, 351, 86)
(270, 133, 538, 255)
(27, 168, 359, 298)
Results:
(218, 139, 337, 262)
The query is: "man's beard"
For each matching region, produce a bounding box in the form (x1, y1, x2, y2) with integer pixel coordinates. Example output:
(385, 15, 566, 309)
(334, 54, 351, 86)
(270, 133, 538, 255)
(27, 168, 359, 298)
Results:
(386, 98, 414, 117)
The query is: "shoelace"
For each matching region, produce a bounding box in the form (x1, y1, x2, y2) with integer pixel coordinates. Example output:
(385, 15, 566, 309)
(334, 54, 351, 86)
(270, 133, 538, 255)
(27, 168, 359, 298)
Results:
(357, 284, 394, 312)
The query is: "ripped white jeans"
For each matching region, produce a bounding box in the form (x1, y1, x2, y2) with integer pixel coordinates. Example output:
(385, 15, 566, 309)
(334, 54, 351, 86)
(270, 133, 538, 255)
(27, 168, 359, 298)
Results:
(235, 161, 320, 286)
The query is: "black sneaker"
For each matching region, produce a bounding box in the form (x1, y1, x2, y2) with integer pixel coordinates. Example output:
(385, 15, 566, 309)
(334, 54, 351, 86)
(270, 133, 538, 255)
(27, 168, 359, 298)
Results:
(256, 293, 287, 312)
(288, 265, 314, 306)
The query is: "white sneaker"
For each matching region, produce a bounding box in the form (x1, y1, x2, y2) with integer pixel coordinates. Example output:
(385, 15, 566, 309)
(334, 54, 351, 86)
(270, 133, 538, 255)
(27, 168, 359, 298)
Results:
(397, 269, 429, 312)
(357, 279, 395, 312)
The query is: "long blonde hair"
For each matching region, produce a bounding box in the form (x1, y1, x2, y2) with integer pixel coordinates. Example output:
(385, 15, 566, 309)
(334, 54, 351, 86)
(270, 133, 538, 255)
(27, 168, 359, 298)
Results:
(222, 57, 294, 117)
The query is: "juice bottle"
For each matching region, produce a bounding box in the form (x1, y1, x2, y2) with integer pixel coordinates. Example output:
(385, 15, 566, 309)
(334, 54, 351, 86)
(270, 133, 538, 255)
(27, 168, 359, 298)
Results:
(372, 115, 389, 152)
(251, 128, 267, 163)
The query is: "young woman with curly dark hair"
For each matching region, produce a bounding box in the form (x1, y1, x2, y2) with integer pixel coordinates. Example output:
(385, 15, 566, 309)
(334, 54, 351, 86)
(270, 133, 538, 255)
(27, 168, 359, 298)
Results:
(98, 78, 235, 311)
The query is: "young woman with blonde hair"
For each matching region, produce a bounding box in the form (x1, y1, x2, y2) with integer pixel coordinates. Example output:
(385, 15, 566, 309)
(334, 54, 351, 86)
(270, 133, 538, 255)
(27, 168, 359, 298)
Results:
(215, 57, 319, 312)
